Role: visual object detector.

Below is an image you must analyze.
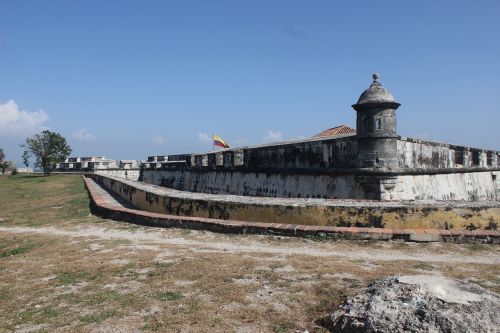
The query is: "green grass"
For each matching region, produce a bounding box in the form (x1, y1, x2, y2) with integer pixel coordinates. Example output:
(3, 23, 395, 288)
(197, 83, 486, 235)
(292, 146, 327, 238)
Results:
(78, 310, 117, 324)
(147, 261, 174, 278)
(413, 262, 434, 271)
(17, 310, 35, 321)
(57, 271, 87, 285)
(0, 175, 93, 227)
(469, 244, 489, 251)
(41, 307, 58, 319)
(0, 243, 34, 257)
(84, 291, 120, 306)
(152, 291, 184, 301)
(117, 266, 140, 280)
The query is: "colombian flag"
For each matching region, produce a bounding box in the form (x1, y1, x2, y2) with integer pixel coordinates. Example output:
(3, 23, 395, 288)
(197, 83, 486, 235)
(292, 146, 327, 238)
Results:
(213, 134, 230, 148)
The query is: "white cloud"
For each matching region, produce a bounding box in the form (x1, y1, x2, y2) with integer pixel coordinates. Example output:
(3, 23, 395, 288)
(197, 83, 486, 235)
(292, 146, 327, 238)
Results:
(198, 132, 212, 143)
(152, 136, 168, 145)
(263, 130, 283, 142)
(73, 128, 97, 142)
(0, 100, 50, 136)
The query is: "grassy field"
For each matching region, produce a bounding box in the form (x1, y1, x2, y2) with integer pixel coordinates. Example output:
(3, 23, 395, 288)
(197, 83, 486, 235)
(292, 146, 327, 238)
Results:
(0, 175, 499, 333)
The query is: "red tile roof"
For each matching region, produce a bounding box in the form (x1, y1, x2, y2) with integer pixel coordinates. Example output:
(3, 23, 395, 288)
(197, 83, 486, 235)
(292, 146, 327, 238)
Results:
(312, 125, 356, 138)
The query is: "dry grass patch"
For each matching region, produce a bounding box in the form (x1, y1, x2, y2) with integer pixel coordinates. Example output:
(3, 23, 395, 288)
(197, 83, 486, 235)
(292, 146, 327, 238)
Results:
(1, 175, 499, 332)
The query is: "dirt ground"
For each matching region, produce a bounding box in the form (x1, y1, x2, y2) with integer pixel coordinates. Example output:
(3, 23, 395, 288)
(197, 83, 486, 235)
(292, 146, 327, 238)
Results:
(0, 175, 499, 333)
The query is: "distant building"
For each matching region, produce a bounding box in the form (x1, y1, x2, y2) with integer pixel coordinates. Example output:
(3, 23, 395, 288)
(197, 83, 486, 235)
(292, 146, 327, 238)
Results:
(55, 156, 142, 179)
(57, 156, 118, 171)
(17, 167, 34, 174)
(118, 160, 141, 169)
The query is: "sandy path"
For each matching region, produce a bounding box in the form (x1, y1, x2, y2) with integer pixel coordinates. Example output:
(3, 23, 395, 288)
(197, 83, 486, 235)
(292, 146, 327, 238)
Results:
(0, 225, 498, 265)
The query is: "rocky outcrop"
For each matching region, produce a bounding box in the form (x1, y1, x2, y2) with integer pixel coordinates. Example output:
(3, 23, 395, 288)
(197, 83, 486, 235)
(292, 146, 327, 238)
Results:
(325, 275, 500, 333)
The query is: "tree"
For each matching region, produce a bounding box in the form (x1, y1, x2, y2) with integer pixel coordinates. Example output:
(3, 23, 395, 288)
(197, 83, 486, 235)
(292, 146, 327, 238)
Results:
(0, 162, 11, 175)
(21, 130, 72, 176)
(22, 149, 30, 176)
(0, 148, 6, 174)
(0, 149, 15, 175)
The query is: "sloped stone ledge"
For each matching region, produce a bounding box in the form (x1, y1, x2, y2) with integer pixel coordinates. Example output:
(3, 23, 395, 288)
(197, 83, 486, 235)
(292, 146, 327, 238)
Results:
(83, 176, 500, 244)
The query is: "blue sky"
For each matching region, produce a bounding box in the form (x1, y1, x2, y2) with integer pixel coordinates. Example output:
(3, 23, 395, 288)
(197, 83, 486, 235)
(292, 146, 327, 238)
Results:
(1, 0, 499, 165)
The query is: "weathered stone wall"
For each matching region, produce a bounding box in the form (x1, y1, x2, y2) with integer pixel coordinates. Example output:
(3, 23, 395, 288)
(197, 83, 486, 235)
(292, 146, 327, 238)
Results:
(94, 168, 141, 181)
(141, 135, 365, 199)
(242, 136, 357, 169)
(140, 134, 499, 201)
(144, 135, 358, 171)
(146, 137, 498, 173)
(142, 169, 499, 202)
(397, 137, 499, 170)
(141, 169, 365, 199)
(89, 174, 500, 230)
(392, 171, 500, 201)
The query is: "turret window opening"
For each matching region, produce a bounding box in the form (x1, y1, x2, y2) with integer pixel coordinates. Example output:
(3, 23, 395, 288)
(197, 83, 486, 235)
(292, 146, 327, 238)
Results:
(472, 150, 481, 166)
(486, 152, 493, 166)
(454, 150, 464, 166)
(375, 118, 382, 131)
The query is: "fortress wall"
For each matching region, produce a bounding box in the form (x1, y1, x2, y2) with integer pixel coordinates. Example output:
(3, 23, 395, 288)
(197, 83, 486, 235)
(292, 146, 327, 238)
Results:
(95, 168, 141, 181)
(158, 136, 500, 172)
(397, 139, 455, 169)
(141, 169, 365, 199)
(139, 136, 499, 201)
(141, 136, 363, 199)
(241, 136, 357, 169)
(142, 169, 500, 202)
(397, 137, 499, 169)
(394, 171, 500, 201)
(88, 174, 500, 230)
(144, 135, 358, 171)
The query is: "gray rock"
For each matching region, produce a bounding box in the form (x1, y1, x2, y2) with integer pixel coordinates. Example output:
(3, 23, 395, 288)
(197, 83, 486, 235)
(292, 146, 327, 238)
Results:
(325, 275, 500, 333)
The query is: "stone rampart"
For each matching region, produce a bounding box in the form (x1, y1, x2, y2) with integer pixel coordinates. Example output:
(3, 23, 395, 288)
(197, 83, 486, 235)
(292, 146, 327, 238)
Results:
(140, 132, 499, 201)
(141, 169, 365, 199)
(83, 176, 500, 243)
(394, 171, 499, 201)
(397, 136, 499, 170)
(94, 168, 140, 181)
(141, 168, 499, 202)
(89, 174, 500, 230)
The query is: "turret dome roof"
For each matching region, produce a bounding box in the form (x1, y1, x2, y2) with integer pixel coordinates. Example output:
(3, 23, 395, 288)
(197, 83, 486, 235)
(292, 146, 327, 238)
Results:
(356, 73, 397, 105)
(352, 73, 400, 111)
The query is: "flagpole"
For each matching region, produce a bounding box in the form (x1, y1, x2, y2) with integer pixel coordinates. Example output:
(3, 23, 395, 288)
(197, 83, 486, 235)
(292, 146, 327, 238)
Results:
(212, 131, 214, 151)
